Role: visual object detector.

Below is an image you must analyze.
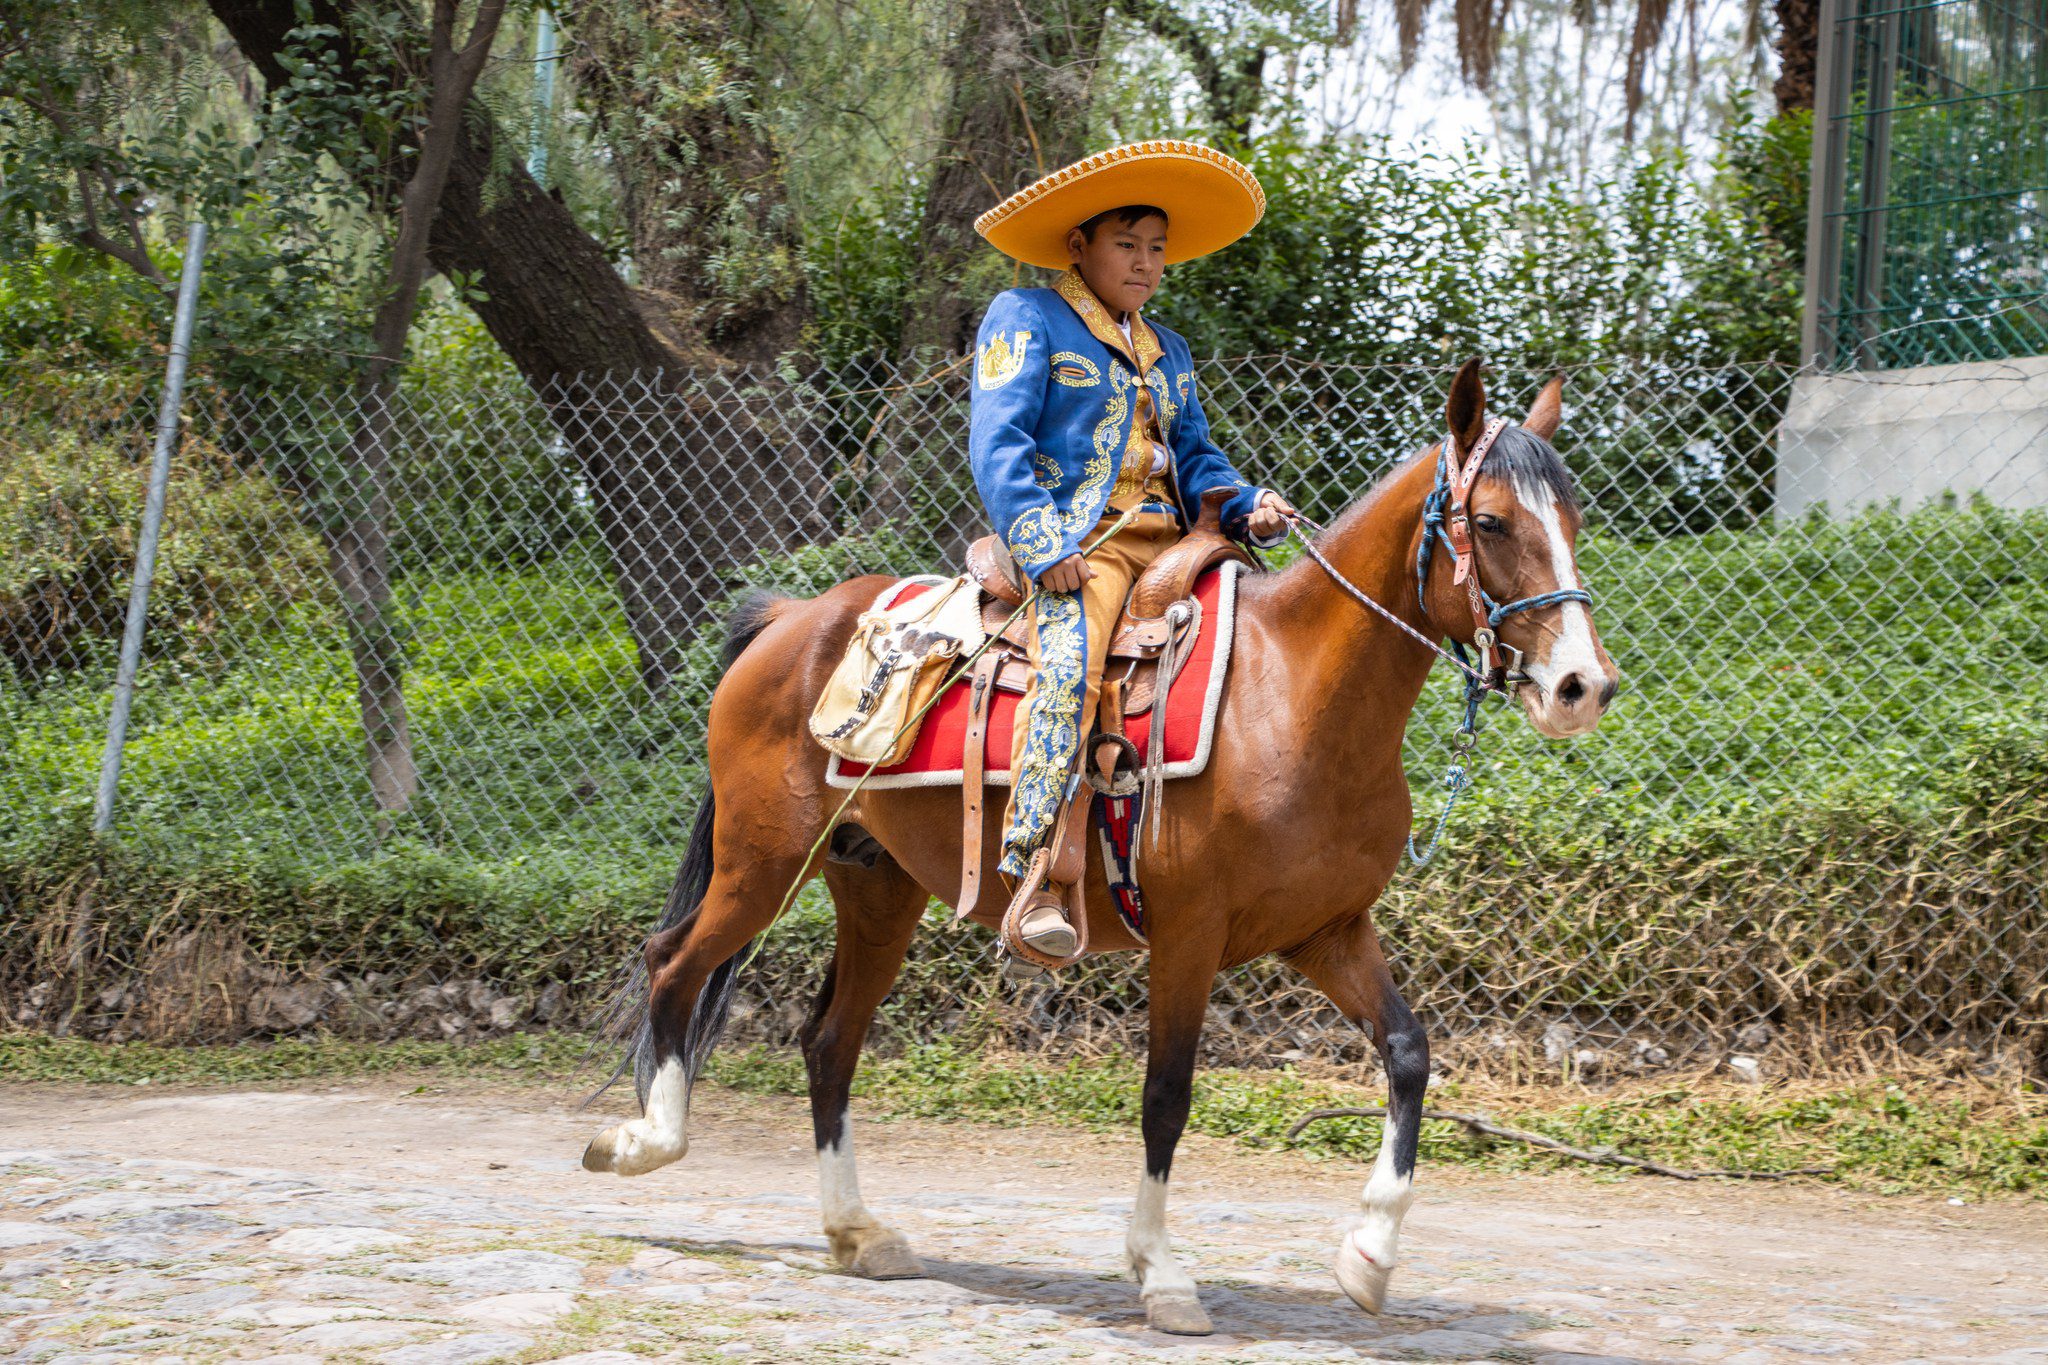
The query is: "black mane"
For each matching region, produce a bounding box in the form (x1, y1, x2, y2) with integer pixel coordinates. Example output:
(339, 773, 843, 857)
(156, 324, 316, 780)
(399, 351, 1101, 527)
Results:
(1483, 424, 1580, 516)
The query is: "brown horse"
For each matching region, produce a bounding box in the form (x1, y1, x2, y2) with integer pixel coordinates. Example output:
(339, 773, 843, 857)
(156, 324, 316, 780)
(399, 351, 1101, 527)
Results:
(583, 360, 1618, 1334)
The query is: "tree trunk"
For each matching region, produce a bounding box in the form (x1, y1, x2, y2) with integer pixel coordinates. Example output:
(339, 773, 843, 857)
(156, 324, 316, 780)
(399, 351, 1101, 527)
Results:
(206, 0, 823, 695)
(327, 394, 416, 815)
(1774, 0, 1822, 114)
(324, 0, 503, 817)
(563, 0, 809, 365)
(883, 0, 1108, 560)
(897, 0, 1111, 364)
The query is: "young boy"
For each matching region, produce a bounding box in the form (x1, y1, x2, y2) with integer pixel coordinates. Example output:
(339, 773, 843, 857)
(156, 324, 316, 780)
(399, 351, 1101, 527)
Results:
(968, 140, 1295, 966)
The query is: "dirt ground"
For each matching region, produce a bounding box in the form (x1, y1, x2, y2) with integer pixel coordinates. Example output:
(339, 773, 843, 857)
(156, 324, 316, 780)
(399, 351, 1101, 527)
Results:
(1, 1076, 2044, 1363)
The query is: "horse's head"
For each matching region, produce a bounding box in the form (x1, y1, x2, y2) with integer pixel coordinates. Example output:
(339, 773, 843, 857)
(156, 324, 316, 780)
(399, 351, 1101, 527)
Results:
(1420, 359, 1618, 738)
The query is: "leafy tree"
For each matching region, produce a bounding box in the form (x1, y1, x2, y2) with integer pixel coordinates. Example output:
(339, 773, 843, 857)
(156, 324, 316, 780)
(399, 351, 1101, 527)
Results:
(2, 0, 509, 816)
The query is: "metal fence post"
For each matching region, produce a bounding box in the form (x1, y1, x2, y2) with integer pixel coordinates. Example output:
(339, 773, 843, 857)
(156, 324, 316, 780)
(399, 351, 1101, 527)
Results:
(527, 5, 558, 184)
(93, 220, 208, 835)
(1800, 0, 1848, 371)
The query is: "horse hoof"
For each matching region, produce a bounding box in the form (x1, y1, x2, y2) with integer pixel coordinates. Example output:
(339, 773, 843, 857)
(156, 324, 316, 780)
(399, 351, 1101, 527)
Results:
(580, 1121, 684, 1177)
(831, 1227, 924, 1280)
(1144, 1289, 1213, 1336)
(852, 1235, 925, 1281)
(1334, 1231, 1393, 1313)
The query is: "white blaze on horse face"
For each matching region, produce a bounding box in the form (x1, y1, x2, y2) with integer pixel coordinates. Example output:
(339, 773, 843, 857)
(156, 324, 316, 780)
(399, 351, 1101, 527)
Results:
(1335, 1111, 1413, 1313)
(1511, 473, 1603, 720)
(1126, 1172, 1198, 1300)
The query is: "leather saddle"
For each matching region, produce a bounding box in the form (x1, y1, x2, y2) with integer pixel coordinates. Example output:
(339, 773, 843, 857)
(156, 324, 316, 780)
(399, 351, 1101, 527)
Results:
(963, 486, 1251, 714)
(950, 486, 1252, 928)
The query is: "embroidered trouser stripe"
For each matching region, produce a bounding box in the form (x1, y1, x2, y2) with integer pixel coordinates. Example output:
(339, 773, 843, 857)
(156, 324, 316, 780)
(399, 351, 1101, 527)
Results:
(999, 509, 1181, 877)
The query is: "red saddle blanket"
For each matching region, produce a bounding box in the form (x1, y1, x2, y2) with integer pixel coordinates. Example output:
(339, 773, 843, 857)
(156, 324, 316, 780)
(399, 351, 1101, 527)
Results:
(825, 561, 1242, 790)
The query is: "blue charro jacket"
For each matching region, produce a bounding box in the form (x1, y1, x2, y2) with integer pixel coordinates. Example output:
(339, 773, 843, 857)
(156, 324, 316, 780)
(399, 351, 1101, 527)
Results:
(968, 267, 1282, 581)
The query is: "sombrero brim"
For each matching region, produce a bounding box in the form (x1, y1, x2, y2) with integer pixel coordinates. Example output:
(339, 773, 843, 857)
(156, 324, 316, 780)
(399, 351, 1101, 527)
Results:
(973, 140, 1265, 271)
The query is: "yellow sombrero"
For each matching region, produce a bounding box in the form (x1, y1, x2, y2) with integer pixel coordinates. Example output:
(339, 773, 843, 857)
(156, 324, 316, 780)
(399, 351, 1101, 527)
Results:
(973, 140, 1265, 271)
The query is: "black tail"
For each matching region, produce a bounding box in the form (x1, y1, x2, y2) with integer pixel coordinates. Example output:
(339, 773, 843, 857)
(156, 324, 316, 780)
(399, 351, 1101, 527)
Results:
(591, 590, 782, 1106)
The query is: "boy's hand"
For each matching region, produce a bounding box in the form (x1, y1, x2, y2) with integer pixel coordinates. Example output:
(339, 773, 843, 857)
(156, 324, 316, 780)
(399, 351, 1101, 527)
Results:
(1037, 553, 1096, 594)
(1248, 490, 1296, 540)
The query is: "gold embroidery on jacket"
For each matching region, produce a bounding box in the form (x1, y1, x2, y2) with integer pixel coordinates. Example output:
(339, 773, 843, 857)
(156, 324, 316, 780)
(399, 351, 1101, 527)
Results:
(1130, 315, 1163, 376)
(1145, 368, 1177, 441)
(1006, 504, 1060, 566)
(1051, 352, 1101, 387)
(1052, 268, 1158, 379)
(1066, 362, 1127, 532)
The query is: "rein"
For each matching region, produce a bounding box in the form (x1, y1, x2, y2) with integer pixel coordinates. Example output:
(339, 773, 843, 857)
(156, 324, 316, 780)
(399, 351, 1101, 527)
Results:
(1288, 417, 1593, 865)
(1287, 518, 1491, 866)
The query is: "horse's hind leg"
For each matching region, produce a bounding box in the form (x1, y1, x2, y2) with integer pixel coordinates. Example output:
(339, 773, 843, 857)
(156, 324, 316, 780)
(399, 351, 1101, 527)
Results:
(1285, 911, 1430, 1314)
(804, 857, 928, 1279)
(584, 793, 817, 1178)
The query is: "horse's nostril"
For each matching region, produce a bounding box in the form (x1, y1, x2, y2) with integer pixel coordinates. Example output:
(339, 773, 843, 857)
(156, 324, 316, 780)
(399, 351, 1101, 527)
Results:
(1599, 675, 1619, 708)
(1557, 674, 1586, 706)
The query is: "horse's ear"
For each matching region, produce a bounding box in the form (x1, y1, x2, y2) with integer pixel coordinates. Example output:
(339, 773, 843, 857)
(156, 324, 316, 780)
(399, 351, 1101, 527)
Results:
(1524, 373, 1565, 441)
(1446, 357, 1486, 456)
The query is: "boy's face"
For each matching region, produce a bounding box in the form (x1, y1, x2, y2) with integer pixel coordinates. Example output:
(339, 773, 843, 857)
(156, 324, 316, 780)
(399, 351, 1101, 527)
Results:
(1064, 212, 1168, 318)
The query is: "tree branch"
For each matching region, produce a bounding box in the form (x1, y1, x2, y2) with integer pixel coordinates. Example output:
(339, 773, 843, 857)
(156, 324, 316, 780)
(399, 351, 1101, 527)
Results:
(1284, 1106, 1834, 1182)
(364, 0, 507, 378)
(1110, 0, 1261, 133)
(73, 168, 169, 286)
(16, 67, 171, 287)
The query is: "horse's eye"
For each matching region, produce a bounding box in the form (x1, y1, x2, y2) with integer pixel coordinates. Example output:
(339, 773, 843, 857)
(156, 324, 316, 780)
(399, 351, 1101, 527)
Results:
(1474, 514, 1508, 536)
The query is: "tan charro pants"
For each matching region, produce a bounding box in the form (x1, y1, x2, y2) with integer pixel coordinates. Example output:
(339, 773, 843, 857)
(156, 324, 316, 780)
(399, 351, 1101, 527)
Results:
(998, 507, 1182, 877)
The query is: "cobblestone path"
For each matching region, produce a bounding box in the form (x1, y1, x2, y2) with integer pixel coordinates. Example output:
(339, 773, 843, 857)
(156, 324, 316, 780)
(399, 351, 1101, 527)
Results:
(2, 1081, 2043, 1363)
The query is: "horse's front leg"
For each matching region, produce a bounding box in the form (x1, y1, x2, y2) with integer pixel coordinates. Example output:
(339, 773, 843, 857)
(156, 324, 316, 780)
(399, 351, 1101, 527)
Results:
(1286, 910, 1429, 1313)
(1125, 933, 1225, 1336)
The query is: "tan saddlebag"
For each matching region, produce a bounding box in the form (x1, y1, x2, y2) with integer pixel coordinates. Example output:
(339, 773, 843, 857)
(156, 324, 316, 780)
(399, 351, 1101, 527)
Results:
(808, 574, 987, 767)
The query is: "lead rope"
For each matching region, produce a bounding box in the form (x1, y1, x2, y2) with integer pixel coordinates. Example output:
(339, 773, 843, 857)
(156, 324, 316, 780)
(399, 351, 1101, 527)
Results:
(1287, 513, 1499, 866)
(1408, 676, 1487, 865)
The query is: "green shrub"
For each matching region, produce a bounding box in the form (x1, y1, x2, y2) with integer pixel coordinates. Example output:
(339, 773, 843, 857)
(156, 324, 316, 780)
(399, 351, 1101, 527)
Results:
(0, 430, 327, 679)
(2, 502, 2041, 1048)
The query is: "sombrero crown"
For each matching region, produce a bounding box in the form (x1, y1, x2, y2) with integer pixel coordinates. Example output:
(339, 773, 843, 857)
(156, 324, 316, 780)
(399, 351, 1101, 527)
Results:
(973, 140, 1265, 271)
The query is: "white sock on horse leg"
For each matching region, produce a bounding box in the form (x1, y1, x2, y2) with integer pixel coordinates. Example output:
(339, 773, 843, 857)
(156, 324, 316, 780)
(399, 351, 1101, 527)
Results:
(1126, 1171, 1197, 1297)
(1353, 1111, 1415, 1265)
(1335, 1109, 1414, 1312)
(818, 1112, 874, 1238)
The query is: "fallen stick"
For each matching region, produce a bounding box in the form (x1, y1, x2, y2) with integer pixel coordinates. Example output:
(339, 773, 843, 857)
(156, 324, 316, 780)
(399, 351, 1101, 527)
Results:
(1283, 1106, 1832, 1182)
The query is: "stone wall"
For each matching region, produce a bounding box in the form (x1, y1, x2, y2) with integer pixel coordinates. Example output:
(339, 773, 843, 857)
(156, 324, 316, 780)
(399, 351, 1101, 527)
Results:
(1777, 355, 2048, 517)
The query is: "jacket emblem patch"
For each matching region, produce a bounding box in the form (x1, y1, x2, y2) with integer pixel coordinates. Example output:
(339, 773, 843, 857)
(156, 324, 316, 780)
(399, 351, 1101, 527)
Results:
(978, 329, 1031, 390)
(1051, 352, 1101, 388)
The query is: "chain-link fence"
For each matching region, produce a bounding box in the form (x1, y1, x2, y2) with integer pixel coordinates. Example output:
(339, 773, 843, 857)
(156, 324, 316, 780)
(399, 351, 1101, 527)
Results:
(4, 355, 2044, 1071)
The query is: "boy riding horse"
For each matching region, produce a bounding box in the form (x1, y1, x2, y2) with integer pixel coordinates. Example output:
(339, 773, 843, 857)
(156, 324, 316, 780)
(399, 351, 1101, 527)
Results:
(969, 141, 1295, 970)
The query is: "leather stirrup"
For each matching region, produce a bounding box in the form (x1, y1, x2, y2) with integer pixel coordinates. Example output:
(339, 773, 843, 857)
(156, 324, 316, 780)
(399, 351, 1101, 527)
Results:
(1000, 788, 1093, 969)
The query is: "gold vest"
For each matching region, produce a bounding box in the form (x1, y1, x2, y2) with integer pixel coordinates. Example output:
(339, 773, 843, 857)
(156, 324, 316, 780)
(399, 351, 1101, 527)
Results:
(1109, 384, 1174, 509)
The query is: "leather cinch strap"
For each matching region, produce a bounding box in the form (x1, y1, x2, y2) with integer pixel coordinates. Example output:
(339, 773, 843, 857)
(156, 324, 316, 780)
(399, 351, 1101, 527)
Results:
(954, 649, 1001, 921)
